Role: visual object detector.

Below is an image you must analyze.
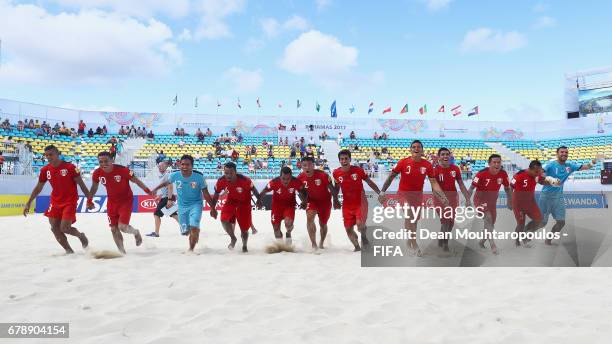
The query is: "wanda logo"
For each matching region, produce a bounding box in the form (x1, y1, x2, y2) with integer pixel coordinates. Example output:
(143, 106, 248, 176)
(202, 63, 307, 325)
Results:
(140, 199, 158, 209)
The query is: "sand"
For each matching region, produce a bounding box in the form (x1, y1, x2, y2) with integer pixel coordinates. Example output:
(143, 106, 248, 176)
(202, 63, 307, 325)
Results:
(1, 210, 611, 344)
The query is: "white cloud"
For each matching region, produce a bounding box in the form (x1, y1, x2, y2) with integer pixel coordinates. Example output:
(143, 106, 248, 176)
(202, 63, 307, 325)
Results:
(533, 3, 549, 13)
(422, 0, 453, 11)
(178, 28, 192, 41)
(460, 28, 527, 53)
(278, 30, 382, 89)
(533, 16, 556, 29)
(315, 0, 331, 11)
(193, 0, 246, 40)
(244, 38, 265, 54)
(49, 0, 191, 19)
(260, 15, 309, 38)
(223, 67, 263, 93)
(0, 1, 182, 84)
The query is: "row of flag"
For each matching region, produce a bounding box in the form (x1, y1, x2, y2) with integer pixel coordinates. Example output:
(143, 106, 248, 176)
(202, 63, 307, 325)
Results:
(172, 95, 480, 117)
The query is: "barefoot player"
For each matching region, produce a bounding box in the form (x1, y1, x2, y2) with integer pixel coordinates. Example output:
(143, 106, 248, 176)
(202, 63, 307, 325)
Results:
(538, 146, 598, 245)
(510, 160, 553, 247)
(432, 147, 471, 252)
(150, 155, 215, 252)
(467, 154, 512, 255)
(258, 166, 306, 244)
(297, 156, 341, 249)
(378, 140, 449, 256)
(88, 151, 150, 254)
(212, 162, 262, 253)
(333, 149, 382, 252)
(23, 145, 90, 254)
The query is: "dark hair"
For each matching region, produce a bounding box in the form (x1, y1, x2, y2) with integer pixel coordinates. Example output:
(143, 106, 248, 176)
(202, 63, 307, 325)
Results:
(280, 166, 292, 175)
(97, 151, 112, 158)
(180, 154, 194, 165)
(556, 146, 568, 153)
(438, 147, 450, 155)
(529, 160, 542, 169)
(411, 140, 423, 148)
(224, 162, 237, 170)
(301, 156, 315, 163)
(488, 154, 502, 162)
(338, 149, 351, 159)
(44, 145, 59, 153)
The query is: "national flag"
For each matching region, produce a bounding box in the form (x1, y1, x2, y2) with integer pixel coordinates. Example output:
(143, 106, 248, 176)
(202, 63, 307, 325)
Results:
(172, 94, 178, 106)
(468, 106, 479, 116)
(194, 97, 198, 108)
(256, 97, 261, 108)
(368, 102, 374, 114)
(297, 99, 301, 109)
(451, 105, 462, 116)
(419, 105, 427, 115)
(237, 98, 242, 109)
(400, 104, 408, 114)
(349, 105, 355, 113)
(438, 105, 445, 113)
(316, 102, 321, 112)
(330, 100, 337, 118)
(382, 107, 391, 114)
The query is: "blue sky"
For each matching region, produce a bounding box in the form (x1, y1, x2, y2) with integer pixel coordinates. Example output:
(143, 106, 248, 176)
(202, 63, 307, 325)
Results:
(1, 0, 611, 120)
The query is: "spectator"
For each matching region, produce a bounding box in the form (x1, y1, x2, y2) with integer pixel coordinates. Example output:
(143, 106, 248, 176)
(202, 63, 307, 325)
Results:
(109, 143, 117, 160)
(206, 151, 213, 161)
(237, 133, 243, 143)
(290, 124, 297, 131)
(35, 127, 44, 136)
(107, 136, 118, 144)
(53, 122, 60, 131)
(248, 161, 255, 174)
(278, 123, 286, 131)
(450, 152, 456, 165)
(337, 132, 343, 145)
(279, 137, 284, 145)
(350, 131, 356, 139)
(102, 125, 108, 135)
(87, 128, 94, 137)
(267, 145, 274, 159)
(179, 128, 186, 136)
(0, 151, 4, 174)
(17, 120, 25, 131)
(78, 120, 86, 135)
(373, 131, 379, 140)
(284, 137, 289, 146)
(178, 138, 185, 148)
(34, 120, 40, 128)
(231, 148, 239, 161)
(308, 136, 315, 145)
(174, 127, 180, 136)
(206, 128, 212, 136)
(95, 126, 102, 135)
(156, 150, 166, 164)
(147, 130, 155, 140)
(28, 119, 35, 129)
(381, 132, 388, 140)
(195, 128, 202, 137)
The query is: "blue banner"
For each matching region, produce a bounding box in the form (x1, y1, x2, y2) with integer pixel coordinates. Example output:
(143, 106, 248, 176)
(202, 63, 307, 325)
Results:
(35, 196, 139, 213)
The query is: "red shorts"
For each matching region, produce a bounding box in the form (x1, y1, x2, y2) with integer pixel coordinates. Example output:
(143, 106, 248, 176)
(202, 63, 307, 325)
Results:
(342, 201, 368, 228)
(44, 201, 77, 223)
(434, 193, 459, 225)
(221, 202, 252, 232)
(307, 200, 332, 225)
(107, 200, 133, 227)
(271, 204, 296, 225)
(512, 200, 542, 226)
(474, 196, 497, 225)
(397, 191, 424, 221)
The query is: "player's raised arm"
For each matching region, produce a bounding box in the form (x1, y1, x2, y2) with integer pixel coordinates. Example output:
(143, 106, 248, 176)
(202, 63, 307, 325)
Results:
(74, 174, 91, 200)
(364, 176, 382, 196)
(129, 173, 152, 195)
(252, 184, 263, 209)
(429, 177, 449, 206)
(328, 176, 341, 209)
(24, 181, 45, 216)
(579, 157, 598, 171)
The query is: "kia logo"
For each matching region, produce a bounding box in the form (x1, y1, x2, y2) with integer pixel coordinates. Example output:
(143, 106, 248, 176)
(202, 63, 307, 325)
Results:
(140, 199, 157, 209)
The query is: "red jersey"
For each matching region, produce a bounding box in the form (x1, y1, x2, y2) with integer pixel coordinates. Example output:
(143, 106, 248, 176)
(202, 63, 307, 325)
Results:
(215, 175, 254, 204)
(92, 165, 134, 202)
(267, 177, 303, 207)
(38, 161, 79, 205)
(392, 157, 435, 192)
(297, 170, 332, 201)
(472, 168, 509, 198)
(333, 166, 367, 208)
(511, 170, 540, 202)
(435, 164, 462, 192)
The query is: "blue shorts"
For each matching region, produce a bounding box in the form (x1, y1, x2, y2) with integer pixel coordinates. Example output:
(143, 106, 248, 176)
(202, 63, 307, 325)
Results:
(178, 203, 203, 234)
(538, 193, 565, 224)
